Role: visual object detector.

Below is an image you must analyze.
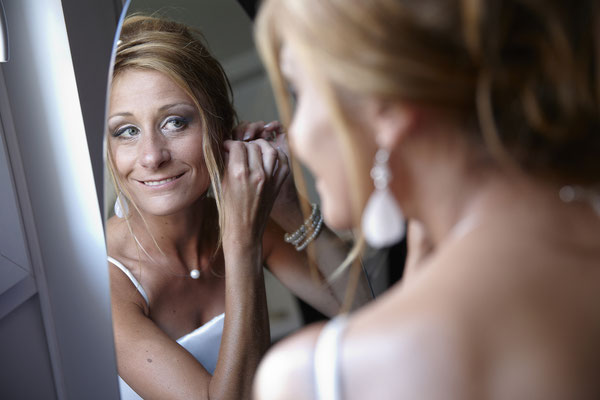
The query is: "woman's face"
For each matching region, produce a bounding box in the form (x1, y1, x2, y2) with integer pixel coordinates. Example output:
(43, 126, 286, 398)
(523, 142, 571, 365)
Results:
(107, 69, 210, 217)
(280, 44, 356, 230)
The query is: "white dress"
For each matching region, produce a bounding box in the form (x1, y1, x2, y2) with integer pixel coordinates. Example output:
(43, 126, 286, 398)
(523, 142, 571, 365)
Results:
(108, 257, 224, 400)
(313, 314, 349, 400)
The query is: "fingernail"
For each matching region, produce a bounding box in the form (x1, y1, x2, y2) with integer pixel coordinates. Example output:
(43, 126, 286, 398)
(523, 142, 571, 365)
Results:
(243, 132, 250, 141)
(264, 122, 273, 129)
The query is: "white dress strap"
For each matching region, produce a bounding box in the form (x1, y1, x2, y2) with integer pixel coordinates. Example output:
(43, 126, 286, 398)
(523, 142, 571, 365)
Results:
(314, 314, 349, 400)
(107, 256, 149, 306)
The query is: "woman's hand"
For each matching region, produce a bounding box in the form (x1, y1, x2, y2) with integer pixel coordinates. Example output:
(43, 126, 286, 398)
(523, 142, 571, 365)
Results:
(233, 120, 283, 142)
(221, 138, 289, 247)
(208, 137, 289, 399)
(233, 120, 302, 232)
(229, 122, 374, 318)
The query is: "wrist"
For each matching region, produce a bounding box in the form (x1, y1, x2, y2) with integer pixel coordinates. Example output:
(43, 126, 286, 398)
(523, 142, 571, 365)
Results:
(283, 203, 324, 251)
(222, 235, 260, 254)
(271, 198, 303, 232)
(223, 236, 261, 261)
(222, 222, 262, 246)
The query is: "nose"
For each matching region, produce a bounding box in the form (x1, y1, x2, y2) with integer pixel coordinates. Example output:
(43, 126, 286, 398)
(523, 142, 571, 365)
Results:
(138, 131, 170, 169)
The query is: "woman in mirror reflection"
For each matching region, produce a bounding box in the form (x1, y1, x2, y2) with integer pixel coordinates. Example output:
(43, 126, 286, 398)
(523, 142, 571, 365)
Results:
(254, 0, 600, 399)
(105, 15, 371, 400)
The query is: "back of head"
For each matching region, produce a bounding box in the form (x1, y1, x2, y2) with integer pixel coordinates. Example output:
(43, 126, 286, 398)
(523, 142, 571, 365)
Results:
(256, 0, 600, 185)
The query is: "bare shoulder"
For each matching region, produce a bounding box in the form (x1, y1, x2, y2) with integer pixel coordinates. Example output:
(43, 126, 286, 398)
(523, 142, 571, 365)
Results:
(337, 294, 477, 400)
(257, 222, 600, 400)
(254, 294, 476, 400)
(105, 216, 148, 313)
(254, 322, 324, 400)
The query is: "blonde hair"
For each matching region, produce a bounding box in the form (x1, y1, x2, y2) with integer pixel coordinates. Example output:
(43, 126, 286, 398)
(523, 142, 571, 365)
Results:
(257, 0, 600, 179)
(256, 0, 600, 282)
(107, 15, 237, 250)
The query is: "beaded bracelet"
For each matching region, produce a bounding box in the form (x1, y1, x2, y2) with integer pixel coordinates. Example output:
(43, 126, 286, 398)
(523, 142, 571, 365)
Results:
(284, 203, 324, 251)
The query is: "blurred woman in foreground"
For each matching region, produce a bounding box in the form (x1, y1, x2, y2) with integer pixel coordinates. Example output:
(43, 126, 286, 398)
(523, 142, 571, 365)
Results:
(254, 0, 600, 398)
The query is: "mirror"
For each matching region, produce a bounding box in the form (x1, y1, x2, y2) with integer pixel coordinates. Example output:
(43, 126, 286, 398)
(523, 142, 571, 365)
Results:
(105, 0, 307, 340)
(103, 0, 391, 397)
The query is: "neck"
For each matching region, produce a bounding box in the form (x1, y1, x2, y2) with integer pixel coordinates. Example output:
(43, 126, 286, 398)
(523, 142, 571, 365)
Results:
(392, 119, 528, 247)
(402, 162, 592, 249)
(388, 116, 599, 252)
(127, 196, 218, 275)
(412, 174, 510, 246)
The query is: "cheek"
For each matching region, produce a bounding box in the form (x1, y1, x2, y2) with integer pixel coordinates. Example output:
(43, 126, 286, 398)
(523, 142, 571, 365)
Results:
(288, 113, 313, 164)
(110, 143, 135, 179)
(178, 136, 206, 169)
(317, 154, 354, 230)
(288, 99, 328, 169)
(288, 100, 354, 228)
(283, 87, 357, 229)
(175, 136, 211, 192)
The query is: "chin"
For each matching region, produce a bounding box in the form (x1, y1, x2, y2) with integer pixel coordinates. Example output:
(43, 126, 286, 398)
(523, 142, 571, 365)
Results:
(134, 198, 188, 217)
(320, 198, 353, 232)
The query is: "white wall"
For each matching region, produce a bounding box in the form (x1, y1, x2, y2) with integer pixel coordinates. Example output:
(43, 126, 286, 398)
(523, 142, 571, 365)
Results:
(0, 0, 121, 398)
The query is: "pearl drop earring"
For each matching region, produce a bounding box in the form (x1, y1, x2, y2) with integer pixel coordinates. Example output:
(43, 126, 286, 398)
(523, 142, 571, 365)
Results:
(114, 192, 129, 219)
(361, 149, 405, 247)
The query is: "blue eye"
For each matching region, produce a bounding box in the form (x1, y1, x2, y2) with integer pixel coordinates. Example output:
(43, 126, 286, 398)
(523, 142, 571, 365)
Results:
(162, 116, 188, 132)
(113, 125, 139, 138)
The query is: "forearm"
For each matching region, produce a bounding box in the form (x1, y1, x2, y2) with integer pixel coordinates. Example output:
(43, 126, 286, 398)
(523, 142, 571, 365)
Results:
(308, 226, 373, 313)
(209, 243, 270, 400)
(265, 217, 373, 319)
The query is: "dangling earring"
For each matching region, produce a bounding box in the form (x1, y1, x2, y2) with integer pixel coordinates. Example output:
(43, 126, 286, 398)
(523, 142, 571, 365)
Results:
(361, 148, 405, 248)
(114, 192, 129, 219)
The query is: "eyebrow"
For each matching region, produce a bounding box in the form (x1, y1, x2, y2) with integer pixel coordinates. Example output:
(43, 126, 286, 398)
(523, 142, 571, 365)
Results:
(108, 111, 132, 120)
(158, 102, 196, 112)
(108, 102, 196, 120)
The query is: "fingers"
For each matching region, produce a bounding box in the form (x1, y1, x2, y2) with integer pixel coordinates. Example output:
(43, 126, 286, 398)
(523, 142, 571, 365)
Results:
(250, 139, 279, 177)
(242, 121, 266, 141)
(232, 121, 265, 141)
(263, 120, 281, 131)
(263, 121, 282, 140)
(232, 120, 284, 142)
(223, 140, 248, 180)
(232, 121, 248, 140)
(272, 146, 290, 191)
(274, 132, 290, 155)
(245, 142, 264, 183)
(232, 121, 266, 141)
(224, 139, 285, 189)
(262, 121, 284, 142)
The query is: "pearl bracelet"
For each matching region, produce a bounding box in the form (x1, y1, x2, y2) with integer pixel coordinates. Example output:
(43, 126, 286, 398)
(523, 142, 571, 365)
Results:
(284, 203, 324, 251)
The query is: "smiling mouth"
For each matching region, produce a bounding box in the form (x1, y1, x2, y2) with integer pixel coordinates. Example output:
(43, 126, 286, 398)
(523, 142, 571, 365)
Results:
(142, 173, 185, 186)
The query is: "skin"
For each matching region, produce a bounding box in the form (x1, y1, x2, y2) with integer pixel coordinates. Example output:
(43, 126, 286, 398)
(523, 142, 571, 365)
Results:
(106, 69, 371, 400)
(253, 42, 600, 400)
(280, 61, 361, 229)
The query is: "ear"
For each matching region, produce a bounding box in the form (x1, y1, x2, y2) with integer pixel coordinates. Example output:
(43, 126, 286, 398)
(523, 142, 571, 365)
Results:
(369, 100, 419, 151)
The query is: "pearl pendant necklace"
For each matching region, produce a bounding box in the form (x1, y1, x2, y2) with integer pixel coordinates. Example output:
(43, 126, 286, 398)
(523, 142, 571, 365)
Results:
(190, 269, 200, 279)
